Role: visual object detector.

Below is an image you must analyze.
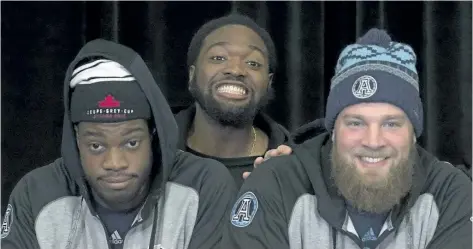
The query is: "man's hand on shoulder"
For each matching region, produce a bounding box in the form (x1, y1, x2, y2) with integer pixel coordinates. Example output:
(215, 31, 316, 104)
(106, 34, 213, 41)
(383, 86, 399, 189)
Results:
(243, 145, 293, 180)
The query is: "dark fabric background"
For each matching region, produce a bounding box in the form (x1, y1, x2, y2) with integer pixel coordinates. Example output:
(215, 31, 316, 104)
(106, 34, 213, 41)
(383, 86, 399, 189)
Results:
(1, 1, 471, 213)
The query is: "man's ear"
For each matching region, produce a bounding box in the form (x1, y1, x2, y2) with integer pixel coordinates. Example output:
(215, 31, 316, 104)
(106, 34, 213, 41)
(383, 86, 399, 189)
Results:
(331, 132, 335, 142)
(268, 73, 274, 88)
(74, 125, 80, 147)
(188, 65, 195, 90)
(152, 128, 157, 139)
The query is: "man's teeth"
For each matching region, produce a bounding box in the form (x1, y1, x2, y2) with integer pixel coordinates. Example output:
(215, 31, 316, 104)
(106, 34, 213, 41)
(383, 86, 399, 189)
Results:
(217, 85, 247, 95)
(361, 157, 386, 163)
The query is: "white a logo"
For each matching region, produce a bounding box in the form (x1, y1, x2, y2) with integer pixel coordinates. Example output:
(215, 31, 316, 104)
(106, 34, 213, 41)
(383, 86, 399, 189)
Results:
(352, 75, 377, 99)
(232, 198, 252, 222)
(230, 192, 259, 228)
(1, 204, 13, 239)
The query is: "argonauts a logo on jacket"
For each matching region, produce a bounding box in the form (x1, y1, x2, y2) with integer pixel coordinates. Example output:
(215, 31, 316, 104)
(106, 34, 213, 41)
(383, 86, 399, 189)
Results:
(230, 191, 258, 228)
(1, 204, 13, 239)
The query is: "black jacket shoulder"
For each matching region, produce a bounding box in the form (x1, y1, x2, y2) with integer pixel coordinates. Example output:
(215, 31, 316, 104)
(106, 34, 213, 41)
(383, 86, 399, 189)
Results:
(240, 153, 313, 218)
(168, 150, 237, 192)
(420, 147, 472, 209)
(168, 150, 238, 249)
(416, 147, 472, 249)
(223, 152, 314, 249)
(2, 157, 78, 248)
(13, 158, 78, 213)
(418, 146, 471, 197)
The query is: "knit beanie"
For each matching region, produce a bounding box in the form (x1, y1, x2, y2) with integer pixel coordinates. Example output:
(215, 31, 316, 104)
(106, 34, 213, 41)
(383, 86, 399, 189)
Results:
(70, 58, 151, 123)
(187, 13, 277, 72)
(325, 28, 423, 137)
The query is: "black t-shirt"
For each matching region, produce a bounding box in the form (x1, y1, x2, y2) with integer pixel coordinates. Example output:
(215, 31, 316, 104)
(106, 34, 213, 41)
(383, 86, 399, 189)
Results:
(95, 203, 141, 249)
(175, 105, 290, 189)
(186, 146, 258, 188)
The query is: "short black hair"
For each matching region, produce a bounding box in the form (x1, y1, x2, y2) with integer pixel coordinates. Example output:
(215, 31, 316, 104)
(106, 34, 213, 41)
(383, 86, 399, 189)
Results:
(187, 13, 277, 73)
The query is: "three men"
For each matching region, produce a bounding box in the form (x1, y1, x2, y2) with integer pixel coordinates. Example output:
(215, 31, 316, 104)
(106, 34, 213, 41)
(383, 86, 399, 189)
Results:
(1, 39, 236, 249)
(175, 14, 292, 188)
(224, 28, 472, 249)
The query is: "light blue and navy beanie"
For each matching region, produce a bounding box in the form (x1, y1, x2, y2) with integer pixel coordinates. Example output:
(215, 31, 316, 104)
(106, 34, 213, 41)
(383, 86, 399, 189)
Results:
(325, 28, 423, 137)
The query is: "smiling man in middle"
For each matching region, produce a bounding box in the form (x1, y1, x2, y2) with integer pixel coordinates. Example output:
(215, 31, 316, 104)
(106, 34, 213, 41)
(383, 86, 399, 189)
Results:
(174, 14, 292, 188)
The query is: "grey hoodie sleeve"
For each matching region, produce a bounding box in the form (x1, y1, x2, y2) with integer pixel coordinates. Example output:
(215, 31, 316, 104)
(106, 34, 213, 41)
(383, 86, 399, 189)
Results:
(186, 160, 238, 249)
(1, 176, 40, 249)
(425, 164, 472, 249)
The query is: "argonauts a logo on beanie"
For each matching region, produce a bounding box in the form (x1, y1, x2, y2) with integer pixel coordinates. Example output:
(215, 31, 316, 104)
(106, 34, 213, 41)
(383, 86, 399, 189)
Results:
(324, 28, 424, 137)
(70, 59, 151, 123)
(352, 75, 378, 99)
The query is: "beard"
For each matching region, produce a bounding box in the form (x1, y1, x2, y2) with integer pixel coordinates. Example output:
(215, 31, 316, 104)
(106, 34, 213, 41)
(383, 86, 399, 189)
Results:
(188, 77, 274, 128)
(330, 142, 416, 214)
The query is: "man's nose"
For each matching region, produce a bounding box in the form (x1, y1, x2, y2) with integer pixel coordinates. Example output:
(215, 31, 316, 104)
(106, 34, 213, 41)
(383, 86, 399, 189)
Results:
(223, 58, 246, 77)
(361, 125, 387, 150)
(103, 147, 128, 171)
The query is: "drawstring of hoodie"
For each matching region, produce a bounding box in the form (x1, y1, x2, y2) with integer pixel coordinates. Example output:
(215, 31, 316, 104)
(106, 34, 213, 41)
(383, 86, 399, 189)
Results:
(147, 130, 167, 249)
(393, 212, 414, 249)
(332, 227, 337, 249)
(148, 200, 159, 249)
(406, 212, 414, 249)
(148, 189, 164, 249)
(65, 197, 85, 249)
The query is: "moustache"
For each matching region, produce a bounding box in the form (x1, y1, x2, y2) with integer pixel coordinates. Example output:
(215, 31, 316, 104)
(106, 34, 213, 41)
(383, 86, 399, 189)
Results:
(353, 148, 394, 158)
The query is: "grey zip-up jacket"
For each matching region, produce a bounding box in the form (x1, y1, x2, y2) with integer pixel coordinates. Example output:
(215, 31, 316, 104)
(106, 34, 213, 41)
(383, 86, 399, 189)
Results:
(1, 39, 237, 249)
(223, 119, 472, 249)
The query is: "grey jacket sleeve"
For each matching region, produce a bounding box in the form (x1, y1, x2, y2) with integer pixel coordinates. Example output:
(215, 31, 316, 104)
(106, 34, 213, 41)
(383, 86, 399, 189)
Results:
(186, 160, 238, 249)
(1, 176, 40, 249)
(426, 164, 472, 249)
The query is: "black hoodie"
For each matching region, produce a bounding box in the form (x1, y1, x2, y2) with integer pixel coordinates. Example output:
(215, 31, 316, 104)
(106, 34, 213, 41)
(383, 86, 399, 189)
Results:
(1, 39, 237, 249)
(223, 119, 472, 249)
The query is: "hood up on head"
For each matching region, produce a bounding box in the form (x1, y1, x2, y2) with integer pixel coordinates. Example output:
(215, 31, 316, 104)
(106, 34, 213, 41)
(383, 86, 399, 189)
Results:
(61, 39, 177, 248)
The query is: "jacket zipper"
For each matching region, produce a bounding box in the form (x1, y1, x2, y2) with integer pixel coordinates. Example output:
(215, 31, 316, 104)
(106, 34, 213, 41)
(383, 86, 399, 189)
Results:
(95, 216, 112, 249)
(337, 228, 365, 248)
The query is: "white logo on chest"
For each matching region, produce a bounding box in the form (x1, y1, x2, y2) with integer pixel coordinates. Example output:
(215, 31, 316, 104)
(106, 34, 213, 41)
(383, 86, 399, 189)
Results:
(110, 230, 123, 244)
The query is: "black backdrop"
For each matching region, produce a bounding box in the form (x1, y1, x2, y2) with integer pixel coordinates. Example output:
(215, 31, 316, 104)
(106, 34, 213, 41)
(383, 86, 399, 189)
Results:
(2, 1, 471, 213)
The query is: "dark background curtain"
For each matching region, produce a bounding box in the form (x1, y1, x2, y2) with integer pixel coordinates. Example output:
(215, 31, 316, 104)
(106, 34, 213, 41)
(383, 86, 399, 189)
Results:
(2, 1, 471, 213)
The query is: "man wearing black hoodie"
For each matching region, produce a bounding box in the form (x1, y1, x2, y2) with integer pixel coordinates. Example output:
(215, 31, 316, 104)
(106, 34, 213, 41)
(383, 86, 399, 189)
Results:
(223, 29, 472, 249)
(175, 14, 293, 188)
(1, 39, 236, 249)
